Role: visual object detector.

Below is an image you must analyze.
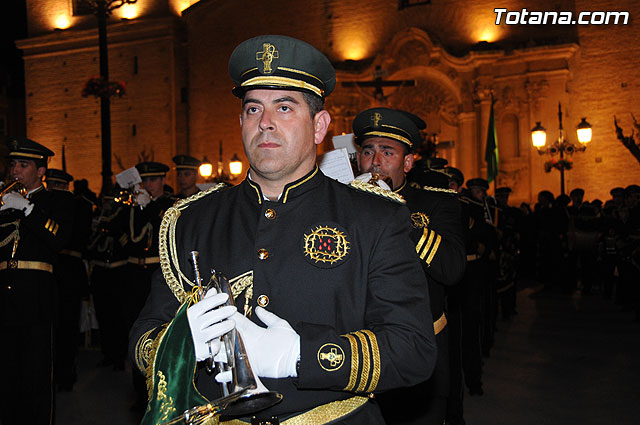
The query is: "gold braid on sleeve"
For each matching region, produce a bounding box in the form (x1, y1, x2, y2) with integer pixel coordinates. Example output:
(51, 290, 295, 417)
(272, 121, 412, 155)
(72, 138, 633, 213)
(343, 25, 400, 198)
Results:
(158, 183, 226, 303)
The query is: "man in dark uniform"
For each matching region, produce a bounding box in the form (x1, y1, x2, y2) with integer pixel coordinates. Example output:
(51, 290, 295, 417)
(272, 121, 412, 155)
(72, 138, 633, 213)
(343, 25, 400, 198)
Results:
(494, 187, 521, 321)
(0, 138, 73, 425)
(46, 168, 93, 391)
(125, 161, 176, 410)
(87, 187, 131, 370)
(452, 178, 497, 396)
(444, 166, 473, 425)
(173, 154, 202, 199)
(353, 108, 466, 425)
(130, 35, 436, 425)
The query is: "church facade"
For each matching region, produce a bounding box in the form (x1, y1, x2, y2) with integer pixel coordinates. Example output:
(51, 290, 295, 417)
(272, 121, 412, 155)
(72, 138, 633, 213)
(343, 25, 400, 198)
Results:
(15, 0, 640, 203)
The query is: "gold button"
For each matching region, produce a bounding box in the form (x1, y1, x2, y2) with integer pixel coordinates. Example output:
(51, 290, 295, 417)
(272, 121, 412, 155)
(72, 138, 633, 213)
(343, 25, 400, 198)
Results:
(7, 285, 12, 290)
(257, 249, 269, 260)
(264, 208, 276, 220)
(257, 295, 269, 307)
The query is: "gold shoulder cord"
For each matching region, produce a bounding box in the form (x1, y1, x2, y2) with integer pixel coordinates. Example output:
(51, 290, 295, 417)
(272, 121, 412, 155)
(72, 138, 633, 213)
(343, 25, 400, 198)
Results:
(348, 179, 406, 204)
(159, 183, 226, 303)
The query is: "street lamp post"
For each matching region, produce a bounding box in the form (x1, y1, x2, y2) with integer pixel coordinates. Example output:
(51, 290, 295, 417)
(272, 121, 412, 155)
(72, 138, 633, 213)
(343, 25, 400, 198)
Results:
(531, 103, 592, 195)
(84, 0, 137, 196)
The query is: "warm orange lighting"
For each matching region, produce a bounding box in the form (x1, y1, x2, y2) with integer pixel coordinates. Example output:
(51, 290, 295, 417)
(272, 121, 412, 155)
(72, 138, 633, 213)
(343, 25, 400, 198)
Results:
(473, 23, 500, 43)
(55, 15, 70, 30)
(171, 0, 200, 15)
(199, 157, 213, 178)
(120, 4, 138, 19)
(576, 118, 592, 145)
(343, 40, 367, 61)
(229, 154, 243, 177)
(531, 122, 547, 149)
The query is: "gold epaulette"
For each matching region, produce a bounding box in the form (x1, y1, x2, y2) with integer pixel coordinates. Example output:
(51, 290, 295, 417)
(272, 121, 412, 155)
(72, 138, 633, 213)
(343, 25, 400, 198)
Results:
(348, 179, 406, 204)
(410, 182, 458, 195)
(158, 183, 227, 303)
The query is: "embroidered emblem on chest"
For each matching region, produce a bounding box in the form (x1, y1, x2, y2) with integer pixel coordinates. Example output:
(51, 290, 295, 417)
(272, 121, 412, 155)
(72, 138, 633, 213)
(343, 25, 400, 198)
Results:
(317, 343, 345, 371)
(410, 212, 430, 229)
(302, 223, 350, 268)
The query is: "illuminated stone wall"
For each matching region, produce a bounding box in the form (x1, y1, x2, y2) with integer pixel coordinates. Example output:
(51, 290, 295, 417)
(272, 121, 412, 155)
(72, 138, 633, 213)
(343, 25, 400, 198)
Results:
(17, 0, 640, 201)
(17, 17, 188, 193)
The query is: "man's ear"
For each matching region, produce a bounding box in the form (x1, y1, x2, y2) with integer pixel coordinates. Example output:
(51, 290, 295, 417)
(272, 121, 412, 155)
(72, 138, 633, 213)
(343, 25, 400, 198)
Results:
(313, 110, 331, 146)
(403, 153, 414, 174)
(37, 167, 46, 180)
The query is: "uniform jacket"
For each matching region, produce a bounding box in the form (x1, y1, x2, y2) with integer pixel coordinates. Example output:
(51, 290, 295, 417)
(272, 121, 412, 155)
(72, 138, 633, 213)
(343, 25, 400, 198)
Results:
(398, 182, 465, 397)
(130, 167, 436, 421)
(0, 186, 73, 323)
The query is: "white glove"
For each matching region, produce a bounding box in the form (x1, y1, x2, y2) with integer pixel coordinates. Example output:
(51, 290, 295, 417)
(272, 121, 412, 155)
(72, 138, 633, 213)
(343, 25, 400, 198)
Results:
(135, 188, 152, 208)
(0, 192, 34, 216)
(186, 291, 237, 362)
(233, 307, 300, 379)
(354, 173, 391, 191)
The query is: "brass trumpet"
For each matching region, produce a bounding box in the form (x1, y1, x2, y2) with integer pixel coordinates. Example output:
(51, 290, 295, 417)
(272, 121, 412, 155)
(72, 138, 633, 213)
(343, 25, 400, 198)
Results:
(112, 187, 139, 206)
(0, 180, 28, 206)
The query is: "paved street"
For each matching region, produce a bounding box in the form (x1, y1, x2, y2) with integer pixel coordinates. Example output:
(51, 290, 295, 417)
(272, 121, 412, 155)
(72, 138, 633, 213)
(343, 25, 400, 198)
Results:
(56, 281, 640, 424)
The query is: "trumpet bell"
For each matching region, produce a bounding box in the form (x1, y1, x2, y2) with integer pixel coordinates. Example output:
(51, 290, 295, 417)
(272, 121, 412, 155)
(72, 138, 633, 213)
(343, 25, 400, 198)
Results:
(209, 271, 283, 417)
(219, 331, 282, 417)
(0, 180, 27, 206)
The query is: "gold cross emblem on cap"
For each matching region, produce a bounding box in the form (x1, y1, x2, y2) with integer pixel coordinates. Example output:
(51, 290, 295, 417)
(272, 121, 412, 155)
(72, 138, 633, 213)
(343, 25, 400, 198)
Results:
(371, 112, 382, 127)
(256, 43, 279, 74)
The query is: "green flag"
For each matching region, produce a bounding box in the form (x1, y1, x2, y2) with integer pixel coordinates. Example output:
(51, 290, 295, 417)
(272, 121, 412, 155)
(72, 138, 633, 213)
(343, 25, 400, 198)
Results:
(485, 96, 499, 183)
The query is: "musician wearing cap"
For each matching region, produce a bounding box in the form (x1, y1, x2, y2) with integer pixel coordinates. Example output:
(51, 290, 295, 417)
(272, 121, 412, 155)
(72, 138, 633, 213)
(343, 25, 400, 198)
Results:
(130, 35, 436, 425)
(173, 154, 202, 199)
(46, 169, 93, 391)
(125, 160, 177, 408)
(353, 108, 466, 425)
(0, 138, 73, 425)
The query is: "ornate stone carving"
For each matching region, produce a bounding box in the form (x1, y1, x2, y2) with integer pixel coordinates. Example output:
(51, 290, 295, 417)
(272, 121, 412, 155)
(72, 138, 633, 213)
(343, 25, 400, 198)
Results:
(389, 79, 459, 127)
(524, 79, 549, 111)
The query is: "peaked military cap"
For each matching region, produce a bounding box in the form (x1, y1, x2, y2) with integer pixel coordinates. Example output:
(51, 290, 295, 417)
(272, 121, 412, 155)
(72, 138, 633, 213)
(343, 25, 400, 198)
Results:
(445, 166, 465, 186)
(353, 108, 426, 150)
(6, 137, 54, 161)
(136, 161, 169, 178)
(229, 35, 336, 99)
(172, 155, 201, 170)
(45, 168, 73, 184)
(610, 187, 624, 197)
(418, 157, 448, 171)
(466, 177, 489, 190)
(495, 187, 512, 195)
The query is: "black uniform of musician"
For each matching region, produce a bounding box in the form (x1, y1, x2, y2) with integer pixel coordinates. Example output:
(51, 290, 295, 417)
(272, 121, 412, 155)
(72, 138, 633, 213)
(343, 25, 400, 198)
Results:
(173, 155, 202, 199)
(125, 161, 176, 409)
(130, 35, 436, 425)
(0, 138, 73, 425)
(88, 188, 130, 370)
(46, 168, 92, 391)
(353, 108, 466, 425)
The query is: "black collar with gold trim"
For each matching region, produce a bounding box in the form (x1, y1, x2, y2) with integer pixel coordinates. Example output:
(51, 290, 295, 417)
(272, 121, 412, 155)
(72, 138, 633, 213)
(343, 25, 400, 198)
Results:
(243, 165, 323, 204)
(393, 179, 407, 194)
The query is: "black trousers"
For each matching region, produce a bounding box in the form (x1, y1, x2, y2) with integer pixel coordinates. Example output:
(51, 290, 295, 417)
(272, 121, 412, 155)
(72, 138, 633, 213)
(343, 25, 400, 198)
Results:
(0, 323, 55, 425)
(55, 255, 88, 388)
(91, 264, 129, 367)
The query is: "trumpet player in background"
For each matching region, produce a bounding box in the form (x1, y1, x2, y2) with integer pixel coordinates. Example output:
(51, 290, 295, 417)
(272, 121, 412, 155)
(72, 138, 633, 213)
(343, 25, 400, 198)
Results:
(130, 35, 436, 425)
(0, 137, 74, 425)
(45, 169, 93, 392)
(124, 161, 177, 414)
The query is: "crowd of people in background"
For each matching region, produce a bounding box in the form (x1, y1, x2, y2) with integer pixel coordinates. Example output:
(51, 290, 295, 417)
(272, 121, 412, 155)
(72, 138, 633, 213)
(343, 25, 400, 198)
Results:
(3, 134, 639, 425)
